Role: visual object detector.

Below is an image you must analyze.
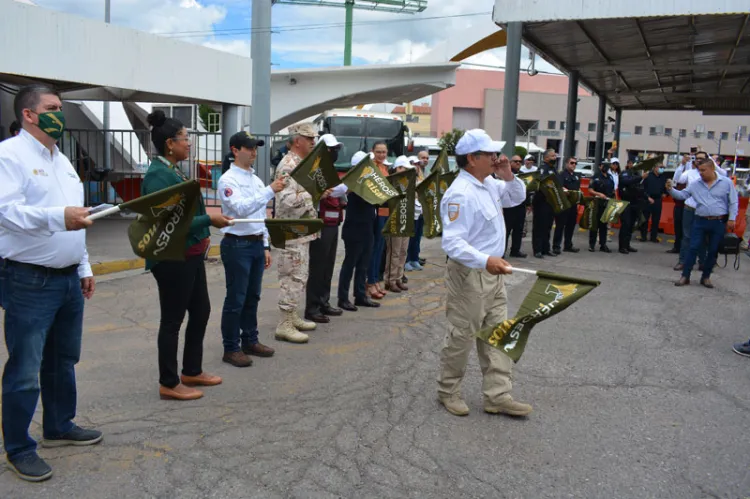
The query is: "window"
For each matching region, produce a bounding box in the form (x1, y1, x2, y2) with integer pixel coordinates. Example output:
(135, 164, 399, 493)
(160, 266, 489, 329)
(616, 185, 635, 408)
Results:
(172, 106, 195, 129)
(548, 120, 556, 129)
(693, 131, 701, 138)
(649, 127, 657, 136)
(707, 131, 715, 140)
(665, 128, 672, 136)
(721, 132, 729, 141)
(679, 129, 687, 137)
(560, 121, 566, 130)
(603, 124, 608, 133)
(575, 122, 580, 131)
(588, 123, 596, 132)
(634, 126, 643, 135)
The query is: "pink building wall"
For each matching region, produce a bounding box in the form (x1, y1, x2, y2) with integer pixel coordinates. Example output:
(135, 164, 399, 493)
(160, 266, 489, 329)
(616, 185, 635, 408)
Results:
(431, 69, 590, 137)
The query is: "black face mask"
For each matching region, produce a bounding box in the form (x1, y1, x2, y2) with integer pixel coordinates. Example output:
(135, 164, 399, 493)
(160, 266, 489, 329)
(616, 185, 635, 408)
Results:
(329, 149, 339, 163)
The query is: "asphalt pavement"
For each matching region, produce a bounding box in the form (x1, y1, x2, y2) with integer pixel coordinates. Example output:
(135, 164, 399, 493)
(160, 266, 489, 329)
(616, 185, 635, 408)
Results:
(0, 230, 748, 499)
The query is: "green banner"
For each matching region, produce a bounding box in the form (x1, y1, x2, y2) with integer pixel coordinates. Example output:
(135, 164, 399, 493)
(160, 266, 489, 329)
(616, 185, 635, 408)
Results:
(440, 171, 457, 195)
(539, 174, 572, 214)
(566, 190, 583, 205)
(340, 156, 400, 206)
(433, 148, 451, 175)
(518, 172, 541, 193)
(579, 196, 600, 231)
(265, 218, 324, 249)
(288, 141, 341, 205)
(383, 169, 417, 237)
(126, 180, 201, 261)
(477, 271, 600, 362)
(416, 169, 442, 239)
(600, 198, 630, 224)
(632, 154, 664, 173)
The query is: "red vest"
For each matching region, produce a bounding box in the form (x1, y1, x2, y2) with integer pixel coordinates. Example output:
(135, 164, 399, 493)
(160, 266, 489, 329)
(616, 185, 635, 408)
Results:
(320, 196, 343, 226)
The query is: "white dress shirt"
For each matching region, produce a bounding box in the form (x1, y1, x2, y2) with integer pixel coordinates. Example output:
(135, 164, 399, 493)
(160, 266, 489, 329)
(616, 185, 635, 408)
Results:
(441, 169, 526, 269)
(219, 164, 274, 247)
(677, 165, 728, 209)
(0, 130, 92, 277)
(520, 165, 538, 174)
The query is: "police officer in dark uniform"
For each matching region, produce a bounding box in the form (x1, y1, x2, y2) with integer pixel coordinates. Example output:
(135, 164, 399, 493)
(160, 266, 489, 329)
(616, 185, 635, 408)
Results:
(617, 162, 647, 253)
(640, 163, 668, 242)
(532, 148, 559, 259)
(588, 161, 615, 253)
(552, 156, 581, 254)
(504, 155, 528, 258)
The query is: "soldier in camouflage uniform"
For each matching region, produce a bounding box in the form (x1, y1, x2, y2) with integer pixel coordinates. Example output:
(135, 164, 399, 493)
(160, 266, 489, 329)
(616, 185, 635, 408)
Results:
(274, 123, 319, 343)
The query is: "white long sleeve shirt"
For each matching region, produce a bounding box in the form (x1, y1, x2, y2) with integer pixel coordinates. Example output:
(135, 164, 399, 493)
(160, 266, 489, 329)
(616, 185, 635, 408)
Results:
(441, 169, 526, 268)
(219, 164, 274, 246)
(676, 164, 728, 209)
(0, 130, 92, 277)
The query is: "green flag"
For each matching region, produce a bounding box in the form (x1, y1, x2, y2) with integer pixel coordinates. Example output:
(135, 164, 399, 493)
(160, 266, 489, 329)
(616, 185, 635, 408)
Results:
(566, 190, 583, 205)
(632, 155, 664, 173)
(539, 174, 572, 214)
(383, 169, 417, 237)
(288, 141, 341, 205)
(126, 180, 201, 261)
(439, 171, 457, 195)
(579, 196, 600, 231)
(416, 169, 441, 239)
(340, 156, 400, 205)
(433, 148, 451, 175)
(477, 271, 600, 362)
(600, 198, 630, 224)
(518, 172, 541, 193)
(265, 218, 324, 249)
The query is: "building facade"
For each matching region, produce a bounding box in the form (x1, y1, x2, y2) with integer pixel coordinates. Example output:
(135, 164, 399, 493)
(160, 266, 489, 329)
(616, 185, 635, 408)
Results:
(432, 69, 750, 164)
(392, 103, 432, 137)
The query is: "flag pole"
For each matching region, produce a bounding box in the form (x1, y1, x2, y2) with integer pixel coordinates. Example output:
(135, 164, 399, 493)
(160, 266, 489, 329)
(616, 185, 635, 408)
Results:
(510, 267, 538, 276)
(86, 205, 122, 221)
(228, 219, 265, 225)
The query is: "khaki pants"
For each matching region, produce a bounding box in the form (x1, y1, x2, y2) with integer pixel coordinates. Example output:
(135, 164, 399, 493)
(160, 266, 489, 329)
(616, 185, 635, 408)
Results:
(277, 242, 310, 311)
(385, 236, 409, 284)
(438, 259, 513, 405)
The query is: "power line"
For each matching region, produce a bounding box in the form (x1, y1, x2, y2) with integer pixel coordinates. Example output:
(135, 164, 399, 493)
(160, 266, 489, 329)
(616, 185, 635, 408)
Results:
(157, 11, 492, 39)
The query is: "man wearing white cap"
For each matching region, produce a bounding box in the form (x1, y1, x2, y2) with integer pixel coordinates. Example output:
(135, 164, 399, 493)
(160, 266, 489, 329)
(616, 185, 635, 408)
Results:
(438, 129, 532, 418)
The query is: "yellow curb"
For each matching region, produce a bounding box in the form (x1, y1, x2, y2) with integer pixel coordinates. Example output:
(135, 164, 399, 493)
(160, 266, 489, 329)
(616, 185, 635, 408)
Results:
(91, 246, 221, 276)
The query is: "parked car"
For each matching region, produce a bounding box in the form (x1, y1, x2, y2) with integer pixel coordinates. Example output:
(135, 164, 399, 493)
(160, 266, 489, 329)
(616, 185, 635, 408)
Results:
(575, 161, 595, 178)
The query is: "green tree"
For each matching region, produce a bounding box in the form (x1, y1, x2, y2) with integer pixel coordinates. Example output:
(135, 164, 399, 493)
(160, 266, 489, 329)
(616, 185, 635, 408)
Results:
(198, 104, 221, 133)
(515, 146, 528, 158)
(438, 128, 464, 155)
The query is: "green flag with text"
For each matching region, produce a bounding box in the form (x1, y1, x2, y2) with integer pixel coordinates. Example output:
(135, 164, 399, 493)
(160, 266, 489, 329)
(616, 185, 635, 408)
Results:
(383, 169, 417, 237)
(341, 156, 400, 206)
(433, 148, 451, 175)
(288, 141, 341, 205)
(579, 196, 600, 231)
(518, 172, 541, 193)
(477, 271, 600, 362)
(265, 219, 324, 249)
(600, 198, 630, 224)
(126, 180, 201, 261)
(539, 174, 572, 214)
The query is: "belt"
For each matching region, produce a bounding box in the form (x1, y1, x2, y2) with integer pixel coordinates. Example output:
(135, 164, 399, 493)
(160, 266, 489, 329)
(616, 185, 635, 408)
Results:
(224, 233, 264, 241)
(698, 215, 726, 221)
(685, 206, 695, 211)
(3, 259, 78, 276)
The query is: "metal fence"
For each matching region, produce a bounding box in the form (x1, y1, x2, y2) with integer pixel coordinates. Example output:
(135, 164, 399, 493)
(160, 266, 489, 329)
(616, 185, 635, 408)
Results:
(59, 129, 289, 207)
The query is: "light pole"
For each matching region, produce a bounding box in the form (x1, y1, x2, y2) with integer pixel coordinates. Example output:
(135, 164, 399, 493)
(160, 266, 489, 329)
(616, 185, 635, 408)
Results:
(103, 0, 111, 172)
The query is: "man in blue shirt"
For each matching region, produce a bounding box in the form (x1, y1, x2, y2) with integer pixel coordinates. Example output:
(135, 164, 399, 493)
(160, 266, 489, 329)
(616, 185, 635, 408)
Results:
(669, 159, 738, 289)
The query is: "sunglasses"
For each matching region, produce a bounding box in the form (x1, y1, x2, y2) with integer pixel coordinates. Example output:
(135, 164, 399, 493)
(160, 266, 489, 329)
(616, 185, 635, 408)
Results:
(569, 161, 577, 165)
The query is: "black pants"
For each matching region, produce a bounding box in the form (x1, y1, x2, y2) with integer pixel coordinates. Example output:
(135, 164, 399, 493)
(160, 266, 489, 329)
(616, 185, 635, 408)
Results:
(338, 235, 373, 302)
(641, 200, 662, 241)
(503, 203, 526, 254)
(151, 255, 210, 388)
(306, 225, 339, 315)
(589, 203, 609, 249)
(672, 203, 684, 251)
(532, 201, 555, 254)
(553, 206, 578, 250)
(618, 203, 638, 249)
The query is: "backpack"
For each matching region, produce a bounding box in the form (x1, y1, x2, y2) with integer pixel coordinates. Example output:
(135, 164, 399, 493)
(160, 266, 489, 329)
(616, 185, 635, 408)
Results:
(717, 233, 742, 270)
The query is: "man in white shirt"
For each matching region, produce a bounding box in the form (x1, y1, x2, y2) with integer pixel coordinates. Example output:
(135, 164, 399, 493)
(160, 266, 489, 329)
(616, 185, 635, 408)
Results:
(520, 154, 538, 173)
(0, 85, 102, 482)
(438, 129, 532, 418)
(218, 132, 286, 367)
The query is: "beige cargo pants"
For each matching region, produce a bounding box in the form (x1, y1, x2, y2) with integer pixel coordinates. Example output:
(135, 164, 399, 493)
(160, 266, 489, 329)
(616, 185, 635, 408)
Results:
(385, 236, 409, 284)
(438, 259, 513, 405)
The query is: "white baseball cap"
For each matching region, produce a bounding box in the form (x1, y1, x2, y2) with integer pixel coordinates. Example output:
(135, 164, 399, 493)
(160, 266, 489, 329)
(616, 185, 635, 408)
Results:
(351, 151, 368, 166)
(408, 155, 420, 164)
(455, 129, 504, 155)
(393, 155, 410, 168)
(318, 134, 342, 148)
(524, 154, 535, 161)
(611, 157, 621, 164)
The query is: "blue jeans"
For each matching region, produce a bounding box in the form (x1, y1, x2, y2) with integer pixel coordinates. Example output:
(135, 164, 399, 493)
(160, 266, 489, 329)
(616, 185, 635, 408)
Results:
(220, 238, 265, 352)
(682, 217, 726, 280)
(1, 262, 84, 458)
(368, 215, 388, 284)
(407, 216, 424, 263)
(679, 208, 707, 265)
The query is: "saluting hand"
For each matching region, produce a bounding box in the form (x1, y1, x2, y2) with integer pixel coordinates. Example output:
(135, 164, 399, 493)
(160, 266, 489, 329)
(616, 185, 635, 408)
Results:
(492, 155, 514, 181)
(486, 256, 513, 275)
(65, 207, 93, 231)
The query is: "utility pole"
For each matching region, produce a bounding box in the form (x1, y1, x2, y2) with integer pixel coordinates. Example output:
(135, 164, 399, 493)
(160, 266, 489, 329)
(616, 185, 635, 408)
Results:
(103, 0, 111, 172)
(251, 0, 273, 183)
(344, 0, 354, 66)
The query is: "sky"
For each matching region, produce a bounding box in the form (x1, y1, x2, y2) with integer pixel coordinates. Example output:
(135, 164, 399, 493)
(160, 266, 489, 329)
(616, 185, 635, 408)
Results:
(27, 0, 560, 90)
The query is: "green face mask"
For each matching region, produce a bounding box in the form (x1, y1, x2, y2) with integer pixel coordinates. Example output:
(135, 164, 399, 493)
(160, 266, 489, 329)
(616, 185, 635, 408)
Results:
(35, 111, 66, 140)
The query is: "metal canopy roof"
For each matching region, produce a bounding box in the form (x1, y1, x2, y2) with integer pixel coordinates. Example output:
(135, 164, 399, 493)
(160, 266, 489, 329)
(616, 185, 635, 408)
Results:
(499, 12, 750, 113)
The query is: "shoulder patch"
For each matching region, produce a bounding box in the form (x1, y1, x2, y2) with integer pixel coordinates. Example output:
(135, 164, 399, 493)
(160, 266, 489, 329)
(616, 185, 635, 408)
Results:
(224, 187, 233, 197)
(448, 203, 460, 222)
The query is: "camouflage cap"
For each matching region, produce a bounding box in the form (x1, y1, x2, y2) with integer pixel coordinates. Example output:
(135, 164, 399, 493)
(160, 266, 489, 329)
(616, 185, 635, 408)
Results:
(289, 122, 317, 138)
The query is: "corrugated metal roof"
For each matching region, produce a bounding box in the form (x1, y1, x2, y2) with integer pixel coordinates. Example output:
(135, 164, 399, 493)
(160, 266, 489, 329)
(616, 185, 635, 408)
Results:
(508, 13, 750, 112)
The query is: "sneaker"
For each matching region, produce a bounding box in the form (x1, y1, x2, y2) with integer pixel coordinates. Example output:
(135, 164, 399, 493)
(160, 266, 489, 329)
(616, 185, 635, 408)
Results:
(484, 397, 533, 417)
(439, 396, 470, 416)
(404, 262, 415, 272)
(732, 341, 750, 357)
(6, 452, 53, 482)
(412, 261, 424, 271)
(42, 425, 103, 448)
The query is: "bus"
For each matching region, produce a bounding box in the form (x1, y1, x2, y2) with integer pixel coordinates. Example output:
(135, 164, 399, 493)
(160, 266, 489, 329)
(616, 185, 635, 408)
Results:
(314, 109, 410, 171)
